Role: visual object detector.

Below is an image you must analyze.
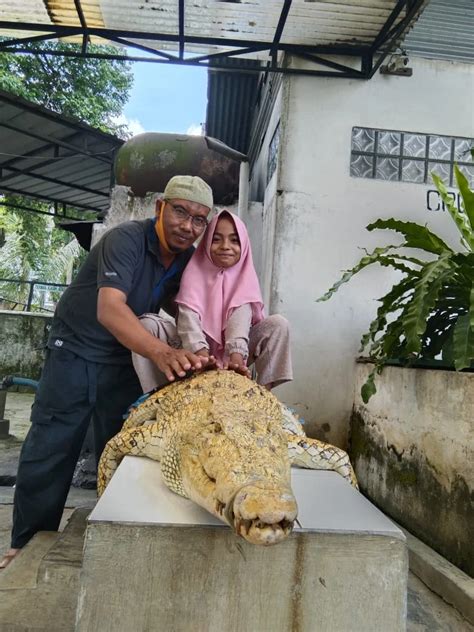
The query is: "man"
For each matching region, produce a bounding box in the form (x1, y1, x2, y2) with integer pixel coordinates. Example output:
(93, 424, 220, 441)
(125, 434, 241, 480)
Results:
(0, 175, 214, 569)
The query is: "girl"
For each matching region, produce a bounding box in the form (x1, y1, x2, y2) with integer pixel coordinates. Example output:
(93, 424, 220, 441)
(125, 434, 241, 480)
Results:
(175, 210, 292, 389)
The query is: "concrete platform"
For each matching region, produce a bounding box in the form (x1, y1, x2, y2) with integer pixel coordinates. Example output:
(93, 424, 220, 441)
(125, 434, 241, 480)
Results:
(77, 457, 408, 632)
(0, 507, 91, 632)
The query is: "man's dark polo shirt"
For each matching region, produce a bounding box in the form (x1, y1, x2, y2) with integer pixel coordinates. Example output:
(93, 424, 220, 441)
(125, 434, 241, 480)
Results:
(48, 219, 193, 365)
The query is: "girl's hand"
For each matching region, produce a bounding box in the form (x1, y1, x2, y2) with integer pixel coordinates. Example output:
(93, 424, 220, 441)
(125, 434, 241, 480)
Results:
(225, 353, 251, 379)
(196, 348, 218, 371)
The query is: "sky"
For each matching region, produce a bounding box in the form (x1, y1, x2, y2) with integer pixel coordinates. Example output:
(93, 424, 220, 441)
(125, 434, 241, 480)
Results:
(119, 57, 209, 137)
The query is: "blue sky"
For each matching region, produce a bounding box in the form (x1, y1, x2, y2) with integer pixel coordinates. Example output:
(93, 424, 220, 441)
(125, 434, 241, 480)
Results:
(121, 59, 208, 136)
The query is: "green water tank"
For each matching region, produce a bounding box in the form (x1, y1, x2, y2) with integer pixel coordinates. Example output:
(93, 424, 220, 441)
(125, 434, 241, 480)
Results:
(114, 133, 246, 205)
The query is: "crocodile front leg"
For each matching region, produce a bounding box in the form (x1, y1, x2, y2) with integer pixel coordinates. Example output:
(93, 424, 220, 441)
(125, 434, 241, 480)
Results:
(97, 424, 163, 496)
(287, 435, 358, 488)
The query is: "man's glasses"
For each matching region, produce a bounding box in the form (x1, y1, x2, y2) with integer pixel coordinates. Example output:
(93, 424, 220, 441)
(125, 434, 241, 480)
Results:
(166, 201, 208, 231)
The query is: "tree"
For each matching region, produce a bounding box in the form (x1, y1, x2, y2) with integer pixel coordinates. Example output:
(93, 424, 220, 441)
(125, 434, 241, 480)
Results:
(0, 41, 133, 308)
(0, 41, 133, 134)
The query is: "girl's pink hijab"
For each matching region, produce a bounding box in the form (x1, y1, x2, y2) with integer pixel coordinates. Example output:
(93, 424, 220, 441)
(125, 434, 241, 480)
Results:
(175, 210, 264, 362)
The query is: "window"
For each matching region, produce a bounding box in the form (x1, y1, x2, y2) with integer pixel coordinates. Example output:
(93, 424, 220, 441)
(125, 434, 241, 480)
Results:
(351, 127, 473, 187)
(267, 122, 280, 184)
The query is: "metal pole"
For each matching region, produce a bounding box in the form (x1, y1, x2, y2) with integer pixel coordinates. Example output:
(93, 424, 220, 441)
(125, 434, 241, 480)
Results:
(0, 389, 10, 439)
(26, 281, 35, 312)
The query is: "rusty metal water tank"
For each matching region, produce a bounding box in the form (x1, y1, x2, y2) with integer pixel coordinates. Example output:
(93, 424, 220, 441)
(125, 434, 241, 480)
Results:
(114, 133, 246, 205)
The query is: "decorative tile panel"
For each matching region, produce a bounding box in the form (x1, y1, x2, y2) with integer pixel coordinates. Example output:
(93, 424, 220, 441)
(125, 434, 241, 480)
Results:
(350, 154, 374, 178)
(403, 134, 426, 158)
(402, 159, 425, 183)
(376, 157, 399, 181)
(352, 127, 375, 153)
(429, 161, 450, 183)
(351, 127, 473, 187)
(454, 138, 472, 162)
(378, 131, 401, 156)
(429, 136, 452, 160)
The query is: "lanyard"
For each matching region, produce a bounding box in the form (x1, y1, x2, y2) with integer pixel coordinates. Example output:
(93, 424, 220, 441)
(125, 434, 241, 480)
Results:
(148, 219, 180, 309)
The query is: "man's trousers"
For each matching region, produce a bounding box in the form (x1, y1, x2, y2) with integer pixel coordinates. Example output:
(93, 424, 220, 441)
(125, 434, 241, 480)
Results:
(11, 347, 142, 549)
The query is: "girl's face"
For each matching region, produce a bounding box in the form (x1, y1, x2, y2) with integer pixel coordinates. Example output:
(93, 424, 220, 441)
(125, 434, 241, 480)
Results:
(210, 216, 241, 268)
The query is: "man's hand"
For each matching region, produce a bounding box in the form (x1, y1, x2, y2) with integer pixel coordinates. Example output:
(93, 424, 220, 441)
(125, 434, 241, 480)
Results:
(225, 353, 251, 379)
(150, 347, 213, 382)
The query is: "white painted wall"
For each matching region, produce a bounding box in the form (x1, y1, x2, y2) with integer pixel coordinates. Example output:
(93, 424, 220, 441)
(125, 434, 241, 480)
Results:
(248, 57, 474, 445)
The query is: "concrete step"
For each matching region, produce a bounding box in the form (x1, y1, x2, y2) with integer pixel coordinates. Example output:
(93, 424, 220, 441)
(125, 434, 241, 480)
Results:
(77, 456, 408, 632)
(0, 531, 59, 590)
(0, 507, 91, 632)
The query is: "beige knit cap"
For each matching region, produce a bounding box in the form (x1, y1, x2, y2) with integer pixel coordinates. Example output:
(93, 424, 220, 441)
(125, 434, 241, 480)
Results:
(163, 175, 213, 210)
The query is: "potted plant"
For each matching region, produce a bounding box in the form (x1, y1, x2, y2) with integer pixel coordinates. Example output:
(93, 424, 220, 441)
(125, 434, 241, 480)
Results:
(318, 160, 474, 402)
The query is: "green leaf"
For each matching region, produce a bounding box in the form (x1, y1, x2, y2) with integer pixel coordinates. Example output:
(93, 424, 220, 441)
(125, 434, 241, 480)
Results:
(367, 218, 452, 255)
(316, 245, 400, 302)
(361, 369, 377, 403)
(402, 254, 456, 354)
(380, 318, 406, 359)
(422, 311, 457, 359)
(454, 165, 474, 234)
(360, 276, 416, 352)
(431, 172, 474, 251)
(453, 312, 474, 370)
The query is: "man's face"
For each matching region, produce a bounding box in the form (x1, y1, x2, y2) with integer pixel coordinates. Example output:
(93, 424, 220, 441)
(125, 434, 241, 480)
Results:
(157, 198, 210, 252)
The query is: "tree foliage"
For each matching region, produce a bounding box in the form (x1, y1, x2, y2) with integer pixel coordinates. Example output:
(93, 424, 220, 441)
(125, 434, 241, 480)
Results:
(0, 41, 133, 133)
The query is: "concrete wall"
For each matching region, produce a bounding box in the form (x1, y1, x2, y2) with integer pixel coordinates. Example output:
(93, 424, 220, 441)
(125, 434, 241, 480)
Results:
(351, 362, 474, 577)
(247, 56, 474, 445)
(0, 310, 51, 380)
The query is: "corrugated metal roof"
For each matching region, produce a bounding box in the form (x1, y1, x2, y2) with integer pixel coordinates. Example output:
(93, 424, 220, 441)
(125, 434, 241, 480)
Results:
(1, 1, 406, 48)
(403, 0, 474, 63)
(0, 89, 122, 213)
(206, 59, 260, 154)
(0, 1, 427, 70)
(47, 0, 105, 29)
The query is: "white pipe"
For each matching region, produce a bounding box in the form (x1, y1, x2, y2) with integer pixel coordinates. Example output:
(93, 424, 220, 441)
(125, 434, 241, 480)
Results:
(238, 161, 249, 219)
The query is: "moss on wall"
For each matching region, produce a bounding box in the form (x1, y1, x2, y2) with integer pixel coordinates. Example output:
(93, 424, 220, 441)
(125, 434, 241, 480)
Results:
(350, 410, 473, 577)
(0, 312, 51, 380)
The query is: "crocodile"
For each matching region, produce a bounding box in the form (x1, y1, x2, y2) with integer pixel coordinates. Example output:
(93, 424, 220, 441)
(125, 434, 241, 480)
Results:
(98, 370, 357, 546)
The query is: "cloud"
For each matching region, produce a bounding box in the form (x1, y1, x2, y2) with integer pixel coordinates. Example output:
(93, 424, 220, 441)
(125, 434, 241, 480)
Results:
(112, 114, 146, 138)
(186, 123, 202, 136)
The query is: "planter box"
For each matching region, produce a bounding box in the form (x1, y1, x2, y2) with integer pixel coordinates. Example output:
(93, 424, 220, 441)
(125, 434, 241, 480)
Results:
(351, 362, 473, 577)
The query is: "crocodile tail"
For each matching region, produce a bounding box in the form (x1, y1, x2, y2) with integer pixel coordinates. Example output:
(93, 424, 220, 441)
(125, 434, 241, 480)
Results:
(287, 435, 359, 489)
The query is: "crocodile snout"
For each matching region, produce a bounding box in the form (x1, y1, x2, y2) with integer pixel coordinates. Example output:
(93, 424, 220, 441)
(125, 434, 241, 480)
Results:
(231, 484, 298, 546)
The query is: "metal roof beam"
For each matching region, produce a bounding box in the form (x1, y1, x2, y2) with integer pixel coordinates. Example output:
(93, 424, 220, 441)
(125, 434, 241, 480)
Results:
(0, 21, 370, 55)
(371, 0, 406, 51)
(0, 121, 115, 166)
(0, 89, 118, 140)
(0, 184, 99, 212)
(292, 52, 364, 78)
(0, 164, 109, 198)
(369, 0, 427, 78)
(0, 46, 367, 77)
(178, 0, 185, 60)
(104, 34, 178, 61)
(270, 0, 292, 66)
(73, 0, 89, 55)
(0, 31, 73, 50)
(0, 200, 88, 222)
(189, 45, 268, 64)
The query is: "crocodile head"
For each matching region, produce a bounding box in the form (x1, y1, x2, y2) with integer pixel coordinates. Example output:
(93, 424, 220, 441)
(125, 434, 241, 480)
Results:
(180, 412, 298, 546)
(225, 481, 297, 546)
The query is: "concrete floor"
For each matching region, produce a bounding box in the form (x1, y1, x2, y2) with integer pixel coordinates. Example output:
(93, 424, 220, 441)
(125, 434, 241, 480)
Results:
(0, 392, 472, 631)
